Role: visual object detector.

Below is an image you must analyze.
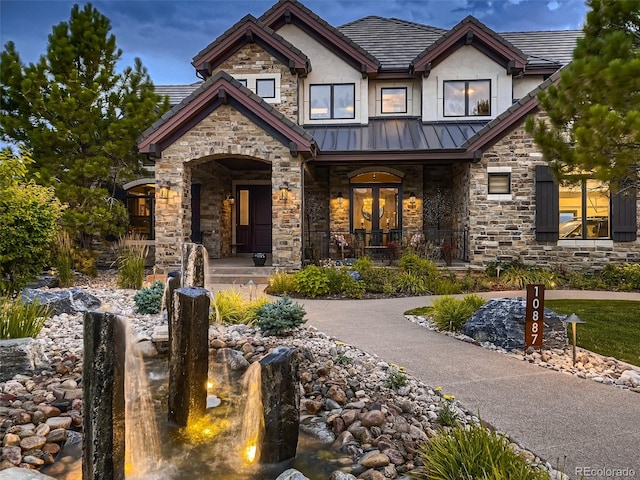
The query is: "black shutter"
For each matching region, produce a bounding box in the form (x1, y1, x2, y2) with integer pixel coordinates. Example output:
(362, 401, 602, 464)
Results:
(535, 165, 559, 241)
(611, 188, 637, 241)
(191, 183, 202, 244)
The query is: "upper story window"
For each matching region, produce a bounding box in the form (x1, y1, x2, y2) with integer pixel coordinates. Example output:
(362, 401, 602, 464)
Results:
(233, 74, 280, 103)
(381, 88, 407, 114)
(444, 80, 490, 117)
(256, 78, 275, 99)
(310, 84, 355, 120)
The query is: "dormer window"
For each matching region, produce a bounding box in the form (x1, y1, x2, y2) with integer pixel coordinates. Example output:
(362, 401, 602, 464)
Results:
(256, 78, 275, 99)
(444, 80, 490, 117)
(310, 84, 355, 120)
(232, 74, 280, 103)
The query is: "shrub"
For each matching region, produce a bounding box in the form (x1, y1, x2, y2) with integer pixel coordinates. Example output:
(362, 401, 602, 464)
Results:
(430, 294, 484, 332)
(437, 395, 460, 428)
(0, 296, 52, 339)
(256, 297, 306, 335)
(427, 277, 462, 295)
(394, 272, 429, 295)
(352, 256, 373, 275)
(134, 281, 165, 314)
(268, 270, 296, 295)
(72, 247, 98, 277)
(294, 265, 330, 298)
(211, 287, 269, 325)
(117, 234, 148, 289)
(0, 148, 64, 294)
(399, 253, 438, 278)
(54, 231, 75, 287)
(360, 267, 398, 293)
(410, 424, 550, 480)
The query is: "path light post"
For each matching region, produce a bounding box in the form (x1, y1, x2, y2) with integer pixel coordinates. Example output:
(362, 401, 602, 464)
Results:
(566, 313, 586, 366)
(245, 279, 257, 301)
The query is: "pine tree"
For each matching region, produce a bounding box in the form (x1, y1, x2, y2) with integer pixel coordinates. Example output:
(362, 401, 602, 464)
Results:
(526, 0, 640, 192)
(0, 3, 168, 249)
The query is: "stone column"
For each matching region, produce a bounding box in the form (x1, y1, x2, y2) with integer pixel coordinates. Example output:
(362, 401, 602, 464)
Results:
(168, 287, 210, 427)
(165, 271, 181, 362)
(82, 311, 125, 480)
(259, 346, 300, 463)
(181, 243, 206, 288)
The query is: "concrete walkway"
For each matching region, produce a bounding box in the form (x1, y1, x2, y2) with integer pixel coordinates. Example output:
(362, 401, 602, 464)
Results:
(296, 290, 640, 479)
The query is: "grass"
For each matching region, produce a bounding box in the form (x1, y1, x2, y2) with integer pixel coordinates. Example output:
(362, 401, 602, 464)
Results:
(545, 300, 640, 366)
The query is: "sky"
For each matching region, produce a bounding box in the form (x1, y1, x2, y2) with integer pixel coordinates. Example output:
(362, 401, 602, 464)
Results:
(1, 0, 589, 86)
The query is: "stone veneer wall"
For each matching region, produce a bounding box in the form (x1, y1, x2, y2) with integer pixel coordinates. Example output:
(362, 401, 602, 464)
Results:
(155, 105, 302, 271)
(468, 114, 640, 270)
(213, 44, 299, 124)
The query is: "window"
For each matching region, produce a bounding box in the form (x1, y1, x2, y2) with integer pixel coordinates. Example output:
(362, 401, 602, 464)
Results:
(381, 88, 407, 113)
(256, 78, 275, 98)
(126, 185, 155, 239)
(558, 179, 610, 239)
(535, 165, 637, 242)
(444, 80, 490, 117)
(488, 173, 511, 194)
(310, 84, 355, 120)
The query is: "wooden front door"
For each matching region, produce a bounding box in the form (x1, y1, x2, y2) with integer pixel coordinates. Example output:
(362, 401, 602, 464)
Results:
(236, 185, 272, 253)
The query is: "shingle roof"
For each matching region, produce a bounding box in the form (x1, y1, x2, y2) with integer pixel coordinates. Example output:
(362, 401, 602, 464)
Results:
(306, 119, 487, 152)
(155, 83, 202, 106)
(338, 16, 446, 70)
(338, 17, 581, 71)
(501, 30, 583, 67)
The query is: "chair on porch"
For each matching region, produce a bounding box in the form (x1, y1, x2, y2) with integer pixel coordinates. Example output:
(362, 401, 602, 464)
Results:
(333, 234, 353, 259)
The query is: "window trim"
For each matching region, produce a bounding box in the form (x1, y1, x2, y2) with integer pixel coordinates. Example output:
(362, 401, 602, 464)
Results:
(256, 78, 276, 99)
(381, 87, 407, 114)
(309, 83, 355, 120)
(488, 172, 511, 195)
(443, 79, 491, 117)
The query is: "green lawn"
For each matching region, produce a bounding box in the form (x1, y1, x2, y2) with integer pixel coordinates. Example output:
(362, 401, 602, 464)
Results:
(406, 300, 640, 366)
(544, 300, 639, 366)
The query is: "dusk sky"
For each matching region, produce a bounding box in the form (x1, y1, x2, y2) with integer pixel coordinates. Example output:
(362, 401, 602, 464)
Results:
(1, 0, 589, 86)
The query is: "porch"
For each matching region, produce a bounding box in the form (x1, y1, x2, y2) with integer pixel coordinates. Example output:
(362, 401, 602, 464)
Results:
(303, 228, 470, 264)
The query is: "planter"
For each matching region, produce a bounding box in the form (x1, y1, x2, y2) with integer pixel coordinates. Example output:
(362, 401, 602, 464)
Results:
(252, 253, 267, 267)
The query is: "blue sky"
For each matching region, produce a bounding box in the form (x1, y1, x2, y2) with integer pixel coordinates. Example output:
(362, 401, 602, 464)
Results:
(1, 0, 588, 85)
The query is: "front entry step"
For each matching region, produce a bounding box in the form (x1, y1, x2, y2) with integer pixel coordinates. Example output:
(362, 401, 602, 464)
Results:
(206, 266, 274, 285)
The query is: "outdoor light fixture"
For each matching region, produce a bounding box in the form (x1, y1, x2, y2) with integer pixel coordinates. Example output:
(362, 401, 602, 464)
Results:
(409, 192, 416, 207)
(157, 180, 171, 199)
(225, 194, 235, 205)
(245, 279, 257, 301)
(337, 192, 344, 207)
(566, 313, 586, 366)
(279, 183, 290, 202)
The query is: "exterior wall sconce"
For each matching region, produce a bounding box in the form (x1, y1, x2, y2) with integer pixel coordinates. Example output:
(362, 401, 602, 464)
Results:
(337, 192, 344, 207)
(566, 313, 586, 366)
(157, 180, 171, 199)
(408, 192, 416, 207)
(225, 194, 235, 205)
(279, 183, 290, 202)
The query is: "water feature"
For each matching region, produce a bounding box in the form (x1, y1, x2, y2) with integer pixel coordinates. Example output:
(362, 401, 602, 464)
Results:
(72, 243, 340, 479)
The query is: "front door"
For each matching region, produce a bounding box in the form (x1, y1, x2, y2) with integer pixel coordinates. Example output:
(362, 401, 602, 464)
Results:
(236, 185, 272, 253)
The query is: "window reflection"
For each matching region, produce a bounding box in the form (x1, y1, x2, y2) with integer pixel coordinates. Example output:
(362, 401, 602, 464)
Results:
(444, 80, 490, 117)
(126, 184, 154, 239)
(559, 179, 609, 239)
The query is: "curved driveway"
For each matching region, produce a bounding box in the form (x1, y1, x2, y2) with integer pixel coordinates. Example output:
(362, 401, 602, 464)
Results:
(297, 290, 640, 479)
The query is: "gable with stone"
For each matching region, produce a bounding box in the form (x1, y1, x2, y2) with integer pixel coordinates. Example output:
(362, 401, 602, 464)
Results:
(130, 0, 639, 272)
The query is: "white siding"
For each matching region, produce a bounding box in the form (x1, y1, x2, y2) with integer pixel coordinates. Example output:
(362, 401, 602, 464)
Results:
(277, 24, 368, 125)
(513, 76, 546, 101)
(422, 46, 512, 122)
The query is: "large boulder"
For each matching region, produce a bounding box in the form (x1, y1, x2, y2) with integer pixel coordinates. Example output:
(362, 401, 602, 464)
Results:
(0, 338, 48, 381)
(462, 297, 568, 351)
(21, 288, 101, 316)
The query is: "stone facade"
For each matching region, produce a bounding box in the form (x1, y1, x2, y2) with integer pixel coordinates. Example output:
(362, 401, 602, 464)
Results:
(155, 104, 302, 271)
(213, 44, 299, 124)
(468, 113, 640, 270)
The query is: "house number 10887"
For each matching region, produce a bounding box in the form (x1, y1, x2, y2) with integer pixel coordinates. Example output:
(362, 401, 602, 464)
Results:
(525, 284, 545, 347)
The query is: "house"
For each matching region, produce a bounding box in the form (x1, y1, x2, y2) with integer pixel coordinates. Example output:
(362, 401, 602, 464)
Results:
(135, 0, 639, 272)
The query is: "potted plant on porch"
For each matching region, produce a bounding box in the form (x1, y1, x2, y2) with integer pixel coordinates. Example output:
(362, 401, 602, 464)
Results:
(252, 252, 267, 267)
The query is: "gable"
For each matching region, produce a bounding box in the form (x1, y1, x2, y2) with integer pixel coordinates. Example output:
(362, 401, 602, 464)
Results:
(138, 72, 315, 158)
(411, 16, 527, 76)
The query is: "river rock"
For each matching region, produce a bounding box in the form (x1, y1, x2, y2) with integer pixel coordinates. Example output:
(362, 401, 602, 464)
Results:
(329, 472, 357, 480)
(21, 288, 101, 316)
(462, 298, 568, 350)
(361, 410, 386, 428)
(0, 468, 57, 479)
(19, 435, 46, 450)
(360, 451, 390, 468)
(215, 348, 250, 370)
(275, 469, 309, 480)
(45, 417, 72, 430)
